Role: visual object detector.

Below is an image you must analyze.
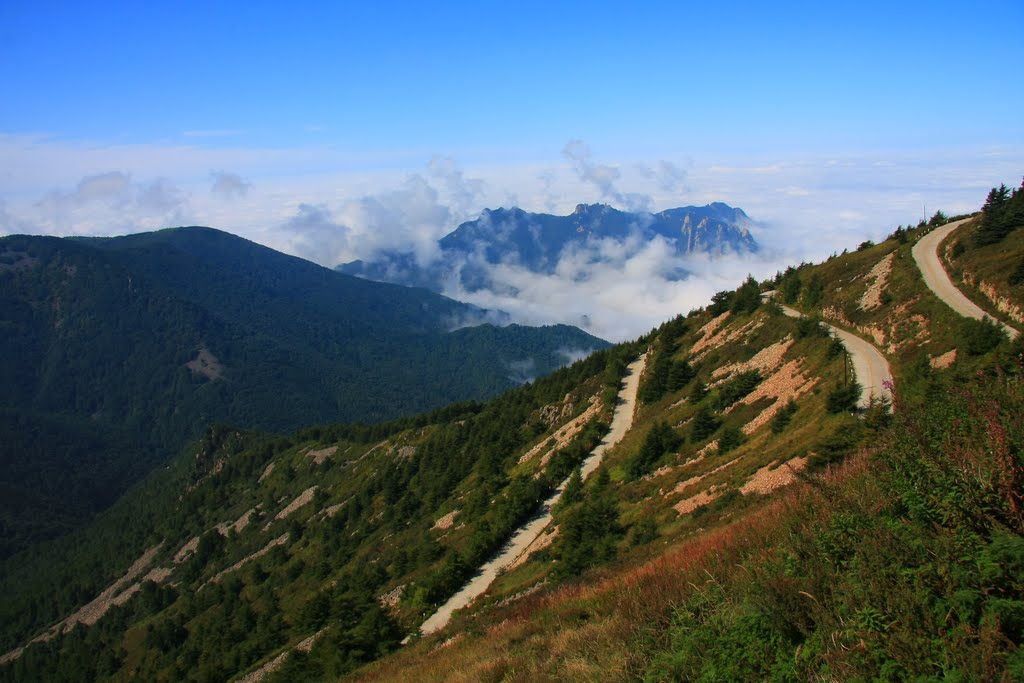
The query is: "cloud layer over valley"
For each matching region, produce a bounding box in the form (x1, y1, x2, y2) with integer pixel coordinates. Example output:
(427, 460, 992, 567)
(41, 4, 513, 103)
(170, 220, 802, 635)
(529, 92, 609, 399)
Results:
(2, 135, 1020, 341)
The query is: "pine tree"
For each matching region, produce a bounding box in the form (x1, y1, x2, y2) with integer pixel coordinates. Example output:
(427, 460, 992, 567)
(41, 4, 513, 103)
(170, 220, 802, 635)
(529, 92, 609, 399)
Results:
(779, 266, 802, 304)
(557, 467, 584, 509)
(730, 275, 762, 314)
(690, 408, 720, 442)
(975, 183, 1013, 246)
(770, 400, 798, 434)
(667, 360, 695, 392)
(626, 421, 682, 479)
(639, 346, 672, 403)
(555, 468, 621, 577)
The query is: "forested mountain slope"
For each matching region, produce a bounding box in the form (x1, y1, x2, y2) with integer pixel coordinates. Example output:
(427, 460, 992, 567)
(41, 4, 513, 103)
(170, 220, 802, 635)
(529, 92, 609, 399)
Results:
(0, 227, 606, 557)
(2, 186, 1022, 682)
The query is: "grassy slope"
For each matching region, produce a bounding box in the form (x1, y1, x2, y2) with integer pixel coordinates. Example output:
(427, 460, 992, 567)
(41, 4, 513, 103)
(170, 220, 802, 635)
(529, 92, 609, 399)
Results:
(4, 214, 1022, 682)
(358, 361, 1024, 681)
(0, 345, 636, 682)
(943, 217, 1024, 325)
(353, 220, 1024, 682)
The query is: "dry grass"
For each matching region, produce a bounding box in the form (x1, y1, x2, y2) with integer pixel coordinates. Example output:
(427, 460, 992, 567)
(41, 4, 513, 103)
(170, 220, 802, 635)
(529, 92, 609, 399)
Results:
(354, 471, 835, 682)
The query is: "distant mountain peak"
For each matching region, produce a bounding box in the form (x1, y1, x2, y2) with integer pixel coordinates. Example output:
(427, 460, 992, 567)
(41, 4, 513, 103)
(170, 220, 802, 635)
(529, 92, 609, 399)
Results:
(338, 201, 759, 293)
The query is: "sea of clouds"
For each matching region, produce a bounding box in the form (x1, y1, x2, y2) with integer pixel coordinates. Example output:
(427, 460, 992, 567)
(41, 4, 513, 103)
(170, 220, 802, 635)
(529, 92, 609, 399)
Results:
(2, 135, 1018, 341)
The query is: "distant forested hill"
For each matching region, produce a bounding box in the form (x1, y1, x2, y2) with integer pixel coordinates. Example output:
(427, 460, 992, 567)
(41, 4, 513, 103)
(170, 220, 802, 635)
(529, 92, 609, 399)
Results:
(0, 227, 606, 557)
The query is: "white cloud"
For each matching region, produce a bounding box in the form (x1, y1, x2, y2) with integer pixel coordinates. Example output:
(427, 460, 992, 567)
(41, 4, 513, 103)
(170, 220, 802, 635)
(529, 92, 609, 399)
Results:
(2, 133, 1021, 339)
(280, 203, 348, 264)
(0, 200, 39, 235)
(28, 171, 191, 235)
(210, 171, 252, 199)
(637, 159, 689, 193)
(428, 156, 485, 219)
(442, 234, 779, 342)
(562, 139, 654, 213)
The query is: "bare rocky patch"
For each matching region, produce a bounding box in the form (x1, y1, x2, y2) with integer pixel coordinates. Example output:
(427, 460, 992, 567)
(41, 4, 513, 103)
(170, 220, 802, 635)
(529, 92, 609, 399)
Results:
(739, 456, 809, 495)
(235, 628, 327, 683)
(517, 394, 601, 466)
(432, 510, 460, 530)
(273, 486, 317, 522)
(307, 445, 338, 465)
(712, 335, 794, 384)
(673, 486, 724, 515)
(173, 536, 200, 564)
(209, 533, 290, 585)
(378, 584, 406, 610)
(689, 312, 731, 356)
(859, 252, 895, 310)
(979, 280, 1024, 324)
(257, 462, 275, 483)
(2, 544, 165, 663)
(506, 528, 558, 572)
(732, 359, 818, 434)
(185, 347, 224, 381)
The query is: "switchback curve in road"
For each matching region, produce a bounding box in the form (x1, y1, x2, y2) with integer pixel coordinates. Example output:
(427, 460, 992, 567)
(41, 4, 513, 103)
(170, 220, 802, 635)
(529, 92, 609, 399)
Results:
(418, 353, 648, 637)
(777, 302, 893, 409)
(912, 218, 1019, 340)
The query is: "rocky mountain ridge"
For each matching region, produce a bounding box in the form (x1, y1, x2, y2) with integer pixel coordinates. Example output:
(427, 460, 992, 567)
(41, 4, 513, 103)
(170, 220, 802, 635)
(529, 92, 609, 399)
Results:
(338, 202, 758, 292)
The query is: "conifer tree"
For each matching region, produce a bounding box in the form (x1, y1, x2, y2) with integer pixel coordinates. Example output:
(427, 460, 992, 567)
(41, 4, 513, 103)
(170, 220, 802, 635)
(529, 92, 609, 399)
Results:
(667, 360, 695, 392)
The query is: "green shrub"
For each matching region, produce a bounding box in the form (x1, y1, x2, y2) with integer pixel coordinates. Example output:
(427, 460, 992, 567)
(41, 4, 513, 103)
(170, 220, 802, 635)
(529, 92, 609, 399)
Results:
(1009, 259, 1024, 286)
(796, 316, 829, 339)
(826, 382, 861, 413)
(717, 425, 745, 454)
(625, 421, 682, 479)
(714, 371, 761, 410)
(690, 408, 720, 442)
(961, 316, 1004, 356)
(770, 400, 797, 434)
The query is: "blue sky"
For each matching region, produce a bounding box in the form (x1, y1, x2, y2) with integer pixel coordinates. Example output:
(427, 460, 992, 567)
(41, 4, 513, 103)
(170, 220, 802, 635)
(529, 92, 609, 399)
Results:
(2, 0, 1022, 338)
(4, 1, 1020, 153)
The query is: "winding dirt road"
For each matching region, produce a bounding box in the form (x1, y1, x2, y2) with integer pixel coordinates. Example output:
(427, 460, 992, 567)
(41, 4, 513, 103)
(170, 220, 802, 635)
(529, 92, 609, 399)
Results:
(418, 353, 648, 636)
(912, 218, 1019, 339)
(777, 303, 893, 409)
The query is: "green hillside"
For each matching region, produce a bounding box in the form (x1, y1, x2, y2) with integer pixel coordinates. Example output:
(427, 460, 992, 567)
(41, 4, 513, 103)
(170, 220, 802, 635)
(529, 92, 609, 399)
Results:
(2, 185, 1022, 682)
(0, 227, 607, 558)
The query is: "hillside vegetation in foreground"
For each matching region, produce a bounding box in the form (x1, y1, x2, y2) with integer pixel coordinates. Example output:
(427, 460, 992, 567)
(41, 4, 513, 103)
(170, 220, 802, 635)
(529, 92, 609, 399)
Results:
(2, 185, 1023, 681)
